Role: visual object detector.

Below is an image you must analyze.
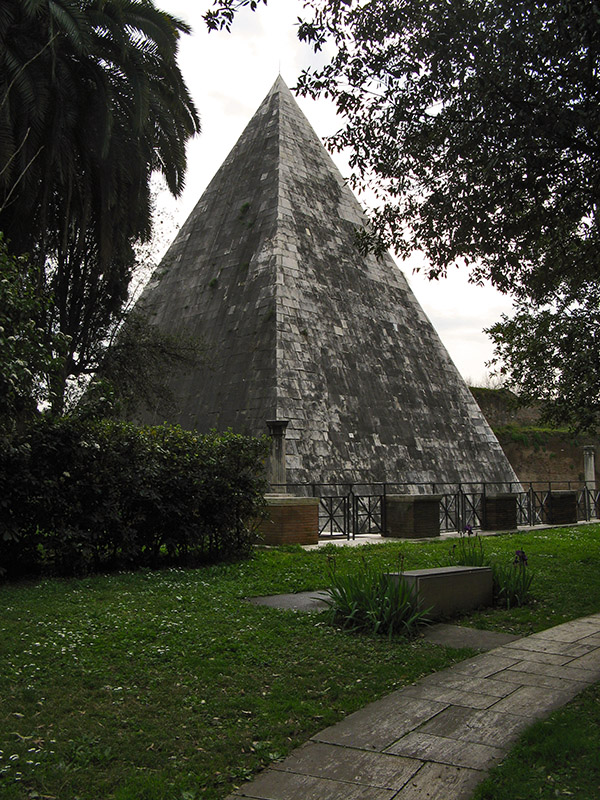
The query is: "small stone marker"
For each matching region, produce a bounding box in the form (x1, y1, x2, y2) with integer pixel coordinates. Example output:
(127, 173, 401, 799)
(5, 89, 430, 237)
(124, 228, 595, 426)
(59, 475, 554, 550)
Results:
(387, 566, 493, 619)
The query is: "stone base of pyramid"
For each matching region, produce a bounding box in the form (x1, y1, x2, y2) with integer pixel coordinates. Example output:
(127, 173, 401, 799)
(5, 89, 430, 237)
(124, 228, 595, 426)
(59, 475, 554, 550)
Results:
(257, 495, 320, 546)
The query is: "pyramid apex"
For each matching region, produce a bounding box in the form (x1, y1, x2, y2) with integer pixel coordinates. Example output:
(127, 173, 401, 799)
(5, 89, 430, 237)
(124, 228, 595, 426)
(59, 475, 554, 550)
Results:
(269, 74, 292, 96)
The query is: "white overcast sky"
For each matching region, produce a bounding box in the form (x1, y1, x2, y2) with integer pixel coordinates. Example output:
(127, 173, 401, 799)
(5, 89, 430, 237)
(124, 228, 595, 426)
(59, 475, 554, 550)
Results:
(153, 0, 515, 385)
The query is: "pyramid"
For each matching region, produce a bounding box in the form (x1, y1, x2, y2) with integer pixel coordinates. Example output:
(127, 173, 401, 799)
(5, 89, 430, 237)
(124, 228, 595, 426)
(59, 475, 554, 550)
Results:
(135, 77, 518, 487)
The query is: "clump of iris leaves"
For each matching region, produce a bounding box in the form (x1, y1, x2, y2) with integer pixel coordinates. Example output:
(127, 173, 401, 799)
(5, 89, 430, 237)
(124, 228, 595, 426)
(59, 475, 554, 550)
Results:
(324, 528, 533, 637)
(450, 524, 534, 609)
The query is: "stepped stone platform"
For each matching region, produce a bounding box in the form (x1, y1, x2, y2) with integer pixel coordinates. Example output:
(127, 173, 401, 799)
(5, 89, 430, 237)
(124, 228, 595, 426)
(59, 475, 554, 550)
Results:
(226, 613, 600, 800)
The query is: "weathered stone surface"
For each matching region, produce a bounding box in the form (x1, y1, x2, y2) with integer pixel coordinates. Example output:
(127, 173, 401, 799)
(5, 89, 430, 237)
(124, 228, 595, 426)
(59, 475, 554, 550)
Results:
(418, 672, 518, 698)
(245, 590, 330, 612)
(393, 762, 483, 800)
(492, 667, 591, 690)
(394, 566, 493, 619)
(554, 649, 600, 677)
(450, 653, 522, 678)
(399, 683, 503, 710)
(385, 732, 504, 770)
(532, 617, 600, 643)
(134, 77, 519, 487)
(498, 659, 598, 684)
(490, 684, 583, 716)
(542, 490, 578, 524)
(271, 741, 421, 789)
(417, 705, 528, 746)
(491, 645, 575, 666)
(501, 637, 597, 657)
(312, 695, 448, 750)
(227, 770, 396, 799)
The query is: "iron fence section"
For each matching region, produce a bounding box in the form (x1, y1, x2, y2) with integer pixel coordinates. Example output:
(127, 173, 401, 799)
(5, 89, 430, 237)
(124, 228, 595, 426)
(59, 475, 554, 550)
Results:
(277, 480, 600, 539)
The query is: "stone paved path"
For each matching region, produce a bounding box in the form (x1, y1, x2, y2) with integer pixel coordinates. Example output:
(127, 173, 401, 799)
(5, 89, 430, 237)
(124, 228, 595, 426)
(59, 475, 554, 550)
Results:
(225, 613, 600, 800)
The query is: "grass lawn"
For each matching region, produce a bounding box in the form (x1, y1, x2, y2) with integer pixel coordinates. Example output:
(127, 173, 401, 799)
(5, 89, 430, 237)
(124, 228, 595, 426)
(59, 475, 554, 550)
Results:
(1, 524, 600, 799)
(473, 681, 600, 800)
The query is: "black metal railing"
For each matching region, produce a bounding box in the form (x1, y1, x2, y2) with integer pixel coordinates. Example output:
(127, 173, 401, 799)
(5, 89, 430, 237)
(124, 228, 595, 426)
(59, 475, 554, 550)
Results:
(271, 480, 600, 539)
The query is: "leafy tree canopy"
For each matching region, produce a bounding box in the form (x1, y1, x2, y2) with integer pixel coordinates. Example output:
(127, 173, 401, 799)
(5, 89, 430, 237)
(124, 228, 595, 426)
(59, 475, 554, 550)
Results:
(0, 236, 67, 430)
(206, 0, 600, 431)
(0, 0, 200, 411)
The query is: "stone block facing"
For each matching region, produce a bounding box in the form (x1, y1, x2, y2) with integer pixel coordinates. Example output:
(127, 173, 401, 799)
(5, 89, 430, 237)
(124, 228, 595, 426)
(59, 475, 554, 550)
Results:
(257, 495, 319, 545)
(134, 77, 520, 490)
(543, 490, 578, 524)
(481, 493, 518, 531)
(389, 567, 493, 619)
(384, 495, 441, 538)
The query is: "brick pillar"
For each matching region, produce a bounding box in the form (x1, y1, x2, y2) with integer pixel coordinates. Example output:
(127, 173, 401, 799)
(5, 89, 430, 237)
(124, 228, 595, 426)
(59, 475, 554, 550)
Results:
(481, 493, 518, 531)
(258, 495, 320, 545)
(384, 495, 441, 538)
(543, 490, 578, 525)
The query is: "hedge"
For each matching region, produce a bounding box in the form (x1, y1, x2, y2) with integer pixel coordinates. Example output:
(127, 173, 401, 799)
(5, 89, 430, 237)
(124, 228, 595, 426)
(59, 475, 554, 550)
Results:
(0, 417, 269, 578)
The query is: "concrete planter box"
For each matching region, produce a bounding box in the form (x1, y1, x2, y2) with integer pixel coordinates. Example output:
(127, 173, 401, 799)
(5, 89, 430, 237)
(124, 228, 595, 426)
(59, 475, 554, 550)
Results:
(257, 494, 319, 546)
(543, 490, 578, 525)
(387, 566, 493, 619)
(482, 493, 518, 531)
(384, 494, 441, 539)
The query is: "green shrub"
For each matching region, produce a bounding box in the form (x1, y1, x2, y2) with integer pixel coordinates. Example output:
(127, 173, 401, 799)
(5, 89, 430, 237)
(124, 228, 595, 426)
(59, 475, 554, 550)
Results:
(0, 416, 268, 578)
(323, 555, 430, 637)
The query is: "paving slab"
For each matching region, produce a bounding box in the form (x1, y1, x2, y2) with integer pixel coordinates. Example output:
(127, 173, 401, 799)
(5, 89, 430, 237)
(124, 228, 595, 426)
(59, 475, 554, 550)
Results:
(501, 657, 600, 683)
(228, 769, 396, 799)
(501, 637, 596, 657)
(420, 623, 520, 651)
(417, 673, 517, 698)
(447, 652, 522, 678)
(392, 762, 482, 800)
(490, 644, 574, 666)
(399, 682, 501, 710)
(271, 741, 421, 789)
(313, 695, 449, 750)
(491, 667, 590, 691)
(246, 591, 330, 612)
(490, 683, 582, 716)
(416, 705, 528, 747)
(225, 613, 600, 800)
(384, 731, 505, 770)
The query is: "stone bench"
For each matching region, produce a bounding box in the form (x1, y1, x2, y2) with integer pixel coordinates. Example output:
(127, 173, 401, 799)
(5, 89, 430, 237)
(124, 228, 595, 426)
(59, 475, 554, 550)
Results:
(387, 566, 493, 619)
